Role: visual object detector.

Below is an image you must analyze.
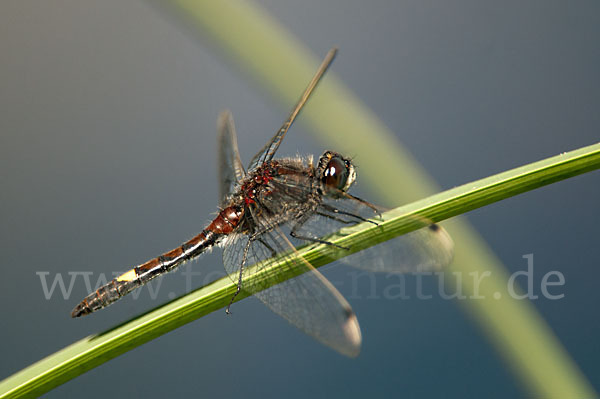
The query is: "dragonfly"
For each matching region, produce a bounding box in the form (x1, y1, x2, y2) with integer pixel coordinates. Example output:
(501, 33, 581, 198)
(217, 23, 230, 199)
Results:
(71, 48, 453, 357)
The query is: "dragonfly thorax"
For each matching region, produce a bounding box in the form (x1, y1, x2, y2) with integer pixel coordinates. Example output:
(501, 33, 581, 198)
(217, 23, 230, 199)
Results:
(239, 162, 277, 205)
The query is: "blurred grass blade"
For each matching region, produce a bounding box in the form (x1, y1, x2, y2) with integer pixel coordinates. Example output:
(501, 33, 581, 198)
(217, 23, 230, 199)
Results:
(1, 141, 599, 398)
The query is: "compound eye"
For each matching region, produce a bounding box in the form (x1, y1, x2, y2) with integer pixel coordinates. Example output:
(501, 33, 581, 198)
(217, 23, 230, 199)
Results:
(322, 157, 348, 191)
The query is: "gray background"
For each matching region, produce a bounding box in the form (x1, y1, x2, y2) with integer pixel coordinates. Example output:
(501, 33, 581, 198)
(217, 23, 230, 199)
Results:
(1, 0, 599, 397)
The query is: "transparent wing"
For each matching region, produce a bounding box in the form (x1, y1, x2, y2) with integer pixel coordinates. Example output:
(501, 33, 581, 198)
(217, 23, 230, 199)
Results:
(217, 110, 245, 204)
(247, 48, 337, 172)
(222, 213, 362, 357)
(267, 173, 454, 273)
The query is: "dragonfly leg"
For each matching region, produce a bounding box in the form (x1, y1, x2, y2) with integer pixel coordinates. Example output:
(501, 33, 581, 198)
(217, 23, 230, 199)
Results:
(290, 210, 351, 250)
(257, 237, 278, 258)
(315, 211, 354, 225)
(226, 238, 252, 314)
(341, 193, 383, 220)
(320, 203, 380, 225)
(289, 230, 349, 251)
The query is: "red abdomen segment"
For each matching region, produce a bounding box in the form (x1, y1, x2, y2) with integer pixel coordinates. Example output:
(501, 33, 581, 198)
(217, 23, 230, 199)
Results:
(71, 206, 243, 317)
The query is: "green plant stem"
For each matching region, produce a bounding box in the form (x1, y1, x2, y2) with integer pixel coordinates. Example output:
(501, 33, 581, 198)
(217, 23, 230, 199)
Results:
(1, 141, 599, 399)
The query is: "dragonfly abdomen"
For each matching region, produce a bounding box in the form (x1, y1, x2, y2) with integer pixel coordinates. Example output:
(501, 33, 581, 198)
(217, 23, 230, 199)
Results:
(71, 206, 244, 317)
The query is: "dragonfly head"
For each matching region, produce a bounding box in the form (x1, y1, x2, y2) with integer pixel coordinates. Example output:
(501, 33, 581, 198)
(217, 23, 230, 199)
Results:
(319, 151, 357, 196)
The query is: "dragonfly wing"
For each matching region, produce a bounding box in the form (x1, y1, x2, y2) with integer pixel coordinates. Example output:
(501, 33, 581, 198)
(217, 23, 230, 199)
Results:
(217, 110, 246, 204)
(222, 215, 361, 357)
(339, 222, 454, 273)
(293, 195, 454, 273)
(247, 48, 337, 172)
